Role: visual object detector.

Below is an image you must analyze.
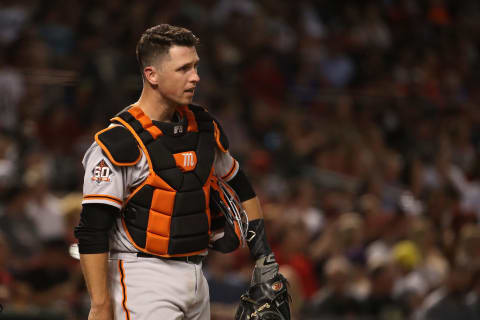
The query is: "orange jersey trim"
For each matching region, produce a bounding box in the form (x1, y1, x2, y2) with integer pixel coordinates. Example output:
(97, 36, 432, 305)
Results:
(83, 194, 123, 206)
(118, 260, 131, 320)
(94, 126, 142, 167)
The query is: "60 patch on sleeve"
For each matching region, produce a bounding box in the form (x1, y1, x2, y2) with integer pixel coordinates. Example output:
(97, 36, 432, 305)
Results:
(91, 159, 113, 183)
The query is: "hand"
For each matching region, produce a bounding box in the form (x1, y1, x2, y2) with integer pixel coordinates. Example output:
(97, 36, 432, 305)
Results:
(251, 253, 279, 286)
(236, 272, 291, 320)
(88, 302, 114, 320)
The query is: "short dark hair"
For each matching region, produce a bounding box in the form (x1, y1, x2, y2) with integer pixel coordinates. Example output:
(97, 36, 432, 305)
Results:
(136, 24, 199, 72)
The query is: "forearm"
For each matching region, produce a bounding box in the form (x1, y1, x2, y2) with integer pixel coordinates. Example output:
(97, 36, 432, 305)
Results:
(228, 171, 273, 261)
(243, 197, 274, 261)
(80, 253, 111, 307)
(242, 196, 278, 287)
(242, 196, 263, 221)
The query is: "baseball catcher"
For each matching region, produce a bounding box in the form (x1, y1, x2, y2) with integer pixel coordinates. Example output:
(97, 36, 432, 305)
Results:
(74, 23, 290, 320)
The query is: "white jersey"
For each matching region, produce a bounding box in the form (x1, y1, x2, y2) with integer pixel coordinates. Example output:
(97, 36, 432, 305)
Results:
(81, 136, 239, 255)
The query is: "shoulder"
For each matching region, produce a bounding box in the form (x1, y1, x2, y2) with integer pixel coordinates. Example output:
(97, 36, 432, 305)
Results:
(94, 124, 142, 167)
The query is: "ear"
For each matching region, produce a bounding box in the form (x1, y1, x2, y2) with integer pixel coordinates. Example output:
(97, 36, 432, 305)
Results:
(143, 66, 159, 86)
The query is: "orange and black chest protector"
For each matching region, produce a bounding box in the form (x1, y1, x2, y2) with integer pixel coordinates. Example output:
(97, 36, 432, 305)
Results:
(95, 104, 229, 257)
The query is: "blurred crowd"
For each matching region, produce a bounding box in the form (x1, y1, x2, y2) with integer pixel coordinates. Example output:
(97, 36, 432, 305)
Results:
(1, 0, 480, 319)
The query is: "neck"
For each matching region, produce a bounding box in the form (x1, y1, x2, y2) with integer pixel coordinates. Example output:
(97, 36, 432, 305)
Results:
(133, 85, 178, 122)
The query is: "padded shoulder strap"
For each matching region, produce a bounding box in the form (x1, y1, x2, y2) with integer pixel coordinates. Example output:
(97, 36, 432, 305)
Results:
(95, 125, 142, 166)
(188, 104, 229, 152)
(212, 118, 229, 152)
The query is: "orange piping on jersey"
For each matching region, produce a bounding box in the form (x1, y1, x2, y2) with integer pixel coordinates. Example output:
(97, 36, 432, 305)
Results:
(213, 121, 228, 153)
(118, 260, 131, 320)
(221, 159, 238, 181)
(83, 194, 123, 206)
(127, 106, 163, 139)
(94, 127, 142, 167)
(177, 105, 198, 132)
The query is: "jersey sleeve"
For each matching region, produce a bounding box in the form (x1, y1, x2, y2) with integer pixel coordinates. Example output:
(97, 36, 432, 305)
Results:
(214, 149, 239, 181)
(81, 142, 127, 209)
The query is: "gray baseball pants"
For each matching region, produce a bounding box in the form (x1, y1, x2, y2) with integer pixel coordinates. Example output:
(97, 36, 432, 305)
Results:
(109, 253, 210, 320)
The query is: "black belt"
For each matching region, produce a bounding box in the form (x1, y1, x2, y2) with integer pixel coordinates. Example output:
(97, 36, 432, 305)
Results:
(137, 252, 204, 264)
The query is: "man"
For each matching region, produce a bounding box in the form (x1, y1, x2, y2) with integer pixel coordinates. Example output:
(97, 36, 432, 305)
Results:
(75, 24, 289, 320)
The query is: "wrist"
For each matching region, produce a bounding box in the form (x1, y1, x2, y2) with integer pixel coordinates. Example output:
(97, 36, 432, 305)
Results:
(255, 253, 277, 267)
(247, 219, 273, 260)
(90, 296, 112, 308)
(252, 253, 279, 285)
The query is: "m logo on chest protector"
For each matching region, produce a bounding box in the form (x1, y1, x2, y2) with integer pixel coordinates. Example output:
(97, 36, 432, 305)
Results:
(173, 151, 197, 172)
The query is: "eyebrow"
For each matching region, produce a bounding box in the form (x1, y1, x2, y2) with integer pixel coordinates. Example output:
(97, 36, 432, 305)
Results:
(176, 59, 200, 71)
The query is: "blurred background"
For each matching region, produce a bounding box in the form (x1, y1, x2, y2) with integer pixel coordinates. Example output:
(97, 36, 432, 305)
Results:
(1, 0, 480, 319)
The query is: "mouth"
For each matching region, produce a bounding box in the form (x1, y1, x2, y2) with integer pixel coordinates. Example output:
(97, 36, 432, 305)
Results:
(185, 88, 195, 93)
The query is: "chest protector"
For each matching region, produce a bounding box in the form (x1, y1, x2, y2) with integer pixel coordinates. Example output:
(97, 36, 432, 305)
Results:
(95, 104, 229, 257)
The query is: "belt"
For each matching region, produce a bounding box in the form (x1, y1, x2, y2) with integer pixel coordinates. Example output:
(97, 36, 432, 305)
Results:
(137, 252, 204, 264)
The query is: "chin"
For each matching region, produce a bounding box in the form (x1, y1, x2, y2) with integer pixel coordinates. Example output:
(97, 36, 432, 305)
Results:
(181, 97, 194, 105)
(169, 98, 192, 107)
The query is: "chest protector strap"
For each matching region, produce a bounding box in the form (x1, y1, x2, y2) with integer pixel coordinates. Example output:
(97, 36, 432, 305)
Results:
(111, 105, 218, 257)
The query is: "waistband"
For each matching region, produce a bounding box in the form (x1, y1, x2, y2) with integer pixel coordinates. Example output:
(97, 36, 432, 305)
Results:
(136, 252, 205, 264)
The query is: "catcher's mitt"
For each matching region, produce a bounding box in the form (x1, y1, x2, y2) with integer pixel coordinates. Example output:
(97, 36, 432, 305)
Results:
(235, 273, 291, 320)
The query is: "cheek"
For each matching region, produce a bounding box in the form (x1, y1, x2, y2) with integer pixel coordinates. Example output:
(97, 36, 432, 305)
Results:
(159, 74, 184, 96)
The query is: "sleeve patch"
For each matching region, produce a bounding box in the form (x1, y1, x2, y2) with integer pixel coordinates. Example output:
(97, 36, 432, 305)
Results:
(91, 159, 114, 184)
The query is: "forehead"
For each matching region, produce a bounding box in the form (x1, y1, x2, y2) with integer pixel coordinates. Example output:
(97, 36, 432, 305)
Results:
(160, 45, 199, 67)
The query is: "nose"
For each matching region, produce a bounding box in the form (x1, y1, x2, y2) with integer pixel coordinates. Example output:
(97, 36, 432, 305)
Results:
(191, 69, 200, 83)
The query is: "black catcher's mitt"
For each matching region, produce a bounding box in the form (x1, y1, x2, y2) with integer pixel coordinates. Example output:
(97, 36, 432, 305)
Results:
(235, 273, 291, 320)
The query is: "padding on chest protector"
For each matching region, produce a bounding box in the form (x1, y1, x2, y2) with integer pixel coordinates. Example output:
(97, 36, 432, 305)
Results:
(95, 126, 141, 166)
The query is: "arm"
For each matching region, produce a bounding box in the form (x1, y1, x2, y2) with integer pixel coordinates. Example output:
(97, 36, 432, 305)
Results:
(212, 141, 276, 272)
(78, 136, 140, 319)
(228, 171, 291, 320)
(80, 253, 111, 309)
(214, 148, 274, 264)
(225, 169, 276, 282)
(242, 196, 263, 221)
(212, 137, 290, 319)
(75, 203, 117, 320)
